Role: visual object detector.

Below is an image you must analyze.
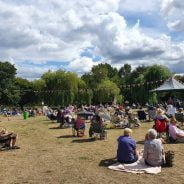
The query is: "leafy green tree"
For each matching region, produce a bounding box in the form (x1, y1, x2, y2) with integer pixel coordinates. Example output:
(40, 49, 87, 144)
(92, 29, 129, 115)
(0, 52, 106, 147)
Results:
(41, 70, 79, 106)
(32, 79, 46, 105)
(75, 78, 93, 105)
(145, 65, 172, 83)
(0, 62, 20, 105)
(118, 63, 131, 77)
(91, 64, 108, 83)
(120, 64, 172, 105)
(95, 80, 120, 104)
(15, 77, 35, 108)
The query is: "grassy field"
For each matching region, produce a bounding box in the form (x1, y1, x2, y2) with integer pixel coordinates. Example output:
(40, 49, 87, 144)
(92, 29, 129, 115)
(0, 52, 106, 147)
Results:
(0, 115, 184, 184)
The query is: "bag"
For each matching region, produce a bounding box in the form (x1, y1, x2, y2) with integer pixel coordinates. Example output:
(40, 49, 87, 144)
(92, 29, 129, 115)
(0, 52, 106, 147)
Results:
(164, 151, 175, 167)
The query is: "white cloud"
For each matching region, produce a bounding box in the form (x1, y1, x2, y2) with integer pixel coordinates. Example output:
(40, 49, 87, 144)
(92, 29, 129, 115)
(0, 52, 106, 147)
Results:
(67, 57, 99, 75)
(118, 0, 161, 13)
(161, 0, 184, 31)
(0, 0, 183, 79)
(16, 65, 57, 79)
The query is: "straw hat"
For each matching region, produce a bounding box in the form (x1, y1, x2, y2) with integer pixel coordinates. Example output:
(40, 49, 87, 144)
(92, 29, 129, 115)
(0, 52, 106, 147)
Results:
(156, 108, 165, 115)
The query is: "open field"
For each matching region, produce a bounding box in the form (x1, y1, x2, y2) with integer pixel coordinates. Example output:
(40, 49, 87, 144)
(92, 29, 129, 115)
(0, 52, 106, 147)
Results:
(0, 116, 184, 184)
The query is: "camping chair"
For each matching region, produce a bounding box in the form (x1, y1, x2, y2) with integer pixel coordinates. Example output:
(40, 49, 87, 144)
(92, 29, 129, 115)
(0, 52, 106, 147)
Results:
(148, 109, 156, 121)
(128, 114, 140, 129)
(175, 113, 184, 126)
(89, 120, 107, 140)
(72, 118, 85, 137)
(137, 110, 147, 121)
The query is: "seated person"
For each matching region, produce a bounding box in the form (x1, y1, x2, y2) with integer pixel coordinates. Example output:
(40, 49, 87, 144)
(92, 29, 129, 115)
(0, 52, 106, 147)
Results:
(143, 129, 165, 166)
(0, 128, 19, 149)
(148, 106, 156, 121)
(128, 111, 140, 128)
(117, 128, 139, 163)
(154, 108, 170, 133)
(154, 108, 170, 122)
(166, 105, 176, 117)
(89, 115, 106, 139)
(169, 117, 184, 143)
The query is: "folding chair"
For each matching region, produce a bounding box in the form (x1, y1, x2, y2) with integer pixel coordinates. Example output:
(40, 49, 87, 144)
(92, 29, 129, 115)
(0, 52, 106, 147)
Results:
(137, 110, 147, 121)
(175, 113, 184, 126)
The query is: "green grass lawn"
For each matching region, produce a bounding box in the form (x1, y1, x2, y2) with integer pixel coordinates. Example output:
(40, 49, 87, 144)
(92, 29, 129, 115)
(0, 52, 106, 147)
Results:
(0, 115, 183, 184)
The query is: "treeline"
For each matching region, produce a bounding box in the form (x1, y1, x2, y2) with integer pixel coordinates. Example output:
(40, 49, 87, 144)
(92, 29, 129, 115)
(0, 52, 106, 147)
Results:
(0, 61, 183, 108)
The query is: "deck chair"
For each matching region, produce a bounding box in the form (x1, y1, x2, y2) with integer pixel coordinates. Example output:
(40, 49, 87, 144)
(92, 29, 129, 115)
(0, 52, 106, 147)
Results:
(137, 110, 147, 121)
(72, 118, 85, 137)
(175, 113, 184, 126)
(89, 121, 107, 140)
(128, 114, 140, 129)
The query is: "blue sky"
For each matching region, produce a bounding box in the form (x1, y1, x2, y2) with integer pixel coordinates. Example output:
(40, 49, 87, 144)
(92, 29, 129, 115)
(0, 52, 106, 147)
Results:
(0, 0, 184, 80)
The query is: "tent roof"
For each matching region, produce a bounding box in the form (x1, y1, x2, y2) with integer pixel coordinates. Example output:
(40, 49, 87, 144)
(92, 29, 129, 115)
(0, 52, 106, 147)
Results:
(151, 77, 184, 92)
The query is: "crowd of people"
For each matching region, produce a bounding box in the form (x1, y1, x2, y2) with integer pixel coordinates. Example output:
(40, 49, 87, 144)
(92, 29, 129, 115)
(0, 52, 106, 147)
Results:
(0, 102, 183, 167)
(116, 104, 184, 167)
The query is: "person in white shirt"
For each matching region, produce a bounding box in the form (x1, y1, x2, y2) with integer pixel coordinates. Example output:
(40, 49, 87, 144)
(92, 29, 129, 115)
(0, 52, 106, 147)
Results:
(166, 105, 176, 117)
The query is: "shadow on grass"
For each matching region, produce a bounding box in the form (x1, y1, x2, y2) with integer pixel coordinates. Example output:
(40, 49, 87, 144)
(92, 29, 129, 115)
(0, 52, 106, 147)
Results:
(72, 138, 96, 143)
(136, 140, 145, 145)
(49, 126, 61, 129)
(99, 157, 117, 167)
(57, 135, 75, 138)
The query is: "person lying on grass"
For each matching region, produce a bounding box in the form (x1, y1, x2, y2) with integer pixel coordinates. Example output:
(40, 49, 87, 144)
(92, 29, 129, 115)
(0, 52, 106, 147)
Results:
(117, 128, 139, 164)
(0, 128, 20, 149)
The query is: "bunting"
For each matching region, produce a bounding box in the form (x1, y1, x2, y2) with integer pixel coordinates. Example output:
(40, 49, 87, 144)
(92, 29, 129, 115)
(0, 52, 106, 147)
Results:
(3, 79, 167, 93)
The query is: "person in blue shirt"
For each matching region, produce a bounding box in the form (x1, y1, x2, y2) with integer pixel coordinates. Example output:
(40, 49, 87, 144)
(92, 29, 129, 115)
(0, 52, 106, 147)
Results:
(117, 128, 139, 163)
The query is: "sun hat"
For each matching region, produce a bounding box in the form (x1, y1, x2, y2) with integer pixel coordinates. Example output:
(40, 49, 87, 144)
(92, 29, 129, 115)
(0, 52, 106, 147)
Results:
(156, 108, 165, 115)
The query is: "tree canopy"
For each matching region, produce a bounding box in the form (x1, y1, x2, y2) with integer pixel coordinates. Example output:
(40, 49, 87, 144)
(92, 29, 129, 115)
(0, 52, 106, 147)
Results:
(0, 61, 180, 107)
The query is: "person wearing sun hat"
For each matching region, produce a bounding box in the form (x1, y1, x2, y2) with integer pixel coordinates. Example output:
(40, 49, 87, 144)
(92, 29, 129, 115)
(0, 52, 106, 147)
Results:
(154, 108, 169, 122)
(117, 128, 139, 163)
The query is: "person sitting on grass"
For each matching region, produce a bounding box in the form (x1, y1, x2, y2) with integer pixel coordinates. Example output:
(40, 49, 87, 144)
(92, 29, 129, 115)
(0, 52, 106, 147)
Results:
(89, 114, 107, 140)
(169, 117, 184, 143)
(0, 128, 20, 149)
(117, 128, 139, 163)
(154, 108, 170, 122)
(143, 129, 165, 166)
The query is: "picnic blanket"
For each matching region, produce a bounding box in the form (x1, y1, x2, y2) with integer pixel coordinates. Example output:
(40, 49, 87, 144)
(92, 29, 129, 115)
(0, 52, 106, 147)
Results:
(108, 155, 161, 174)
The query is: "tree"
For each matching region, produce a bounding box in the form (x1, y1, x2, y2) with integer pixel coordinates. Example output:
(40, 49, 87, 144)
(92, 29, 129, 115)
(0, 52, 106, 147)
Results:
(120, 64, 172, 105)
(41, 70, 79, 106)
(95, 80, 120, 104)
(15, 77, 35, 108)
(118, 63, 131, 77)
(91, 64, 108, 83)
(145, 65, 172, 82)
(82, 63, 120, 88)
(32, 79, 46, 105)
(0, 62, 20, 105)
